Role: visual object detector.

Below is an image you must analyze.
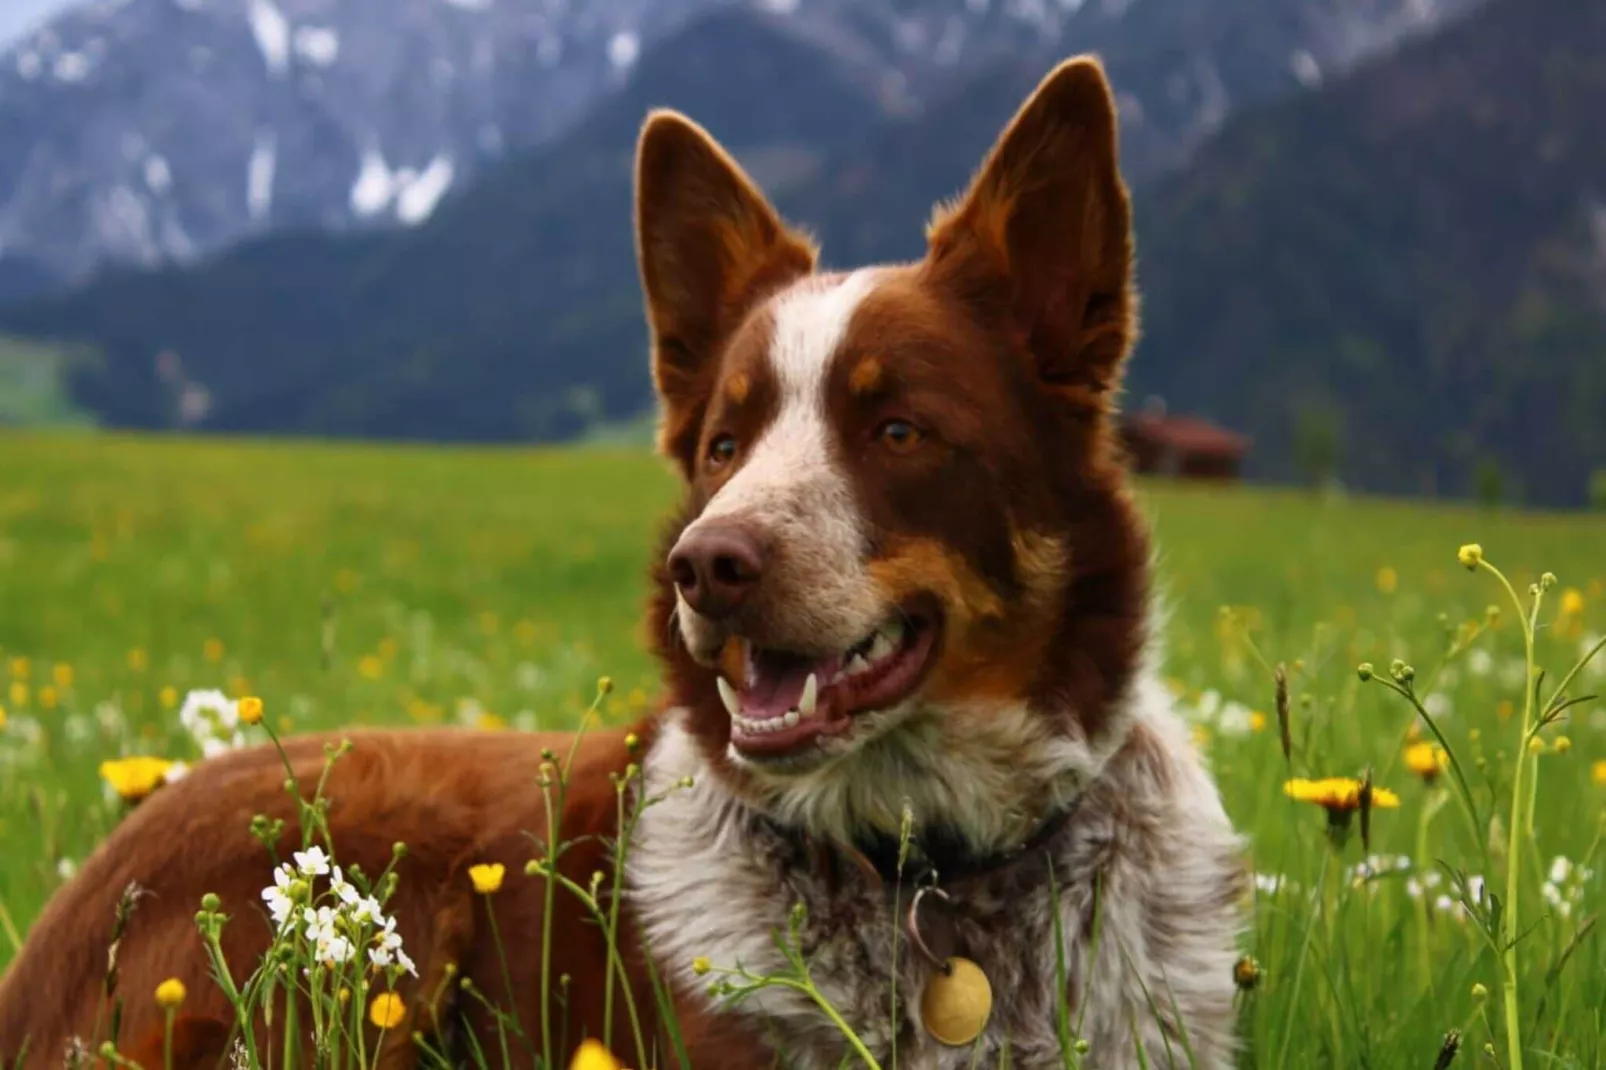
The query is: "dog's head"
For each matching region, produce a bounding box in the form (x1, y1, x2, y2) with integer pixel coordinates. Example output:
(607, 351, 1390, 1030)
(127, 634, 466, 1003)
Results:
(637, 58, 1152, 850)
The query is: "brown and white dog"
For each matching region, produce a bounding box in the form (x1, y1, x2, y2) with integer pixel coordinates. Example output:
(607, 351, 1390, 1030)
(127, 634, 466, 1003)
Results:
(0, 56, 1246, 1069)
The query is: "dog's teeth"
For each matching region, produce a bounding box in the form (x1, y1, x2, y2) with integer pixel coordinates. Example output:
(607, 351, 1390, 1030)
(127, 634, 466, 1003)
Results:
(800, 674, 818, 717)
(784, 710, 800, 727)
(717, 677, 740, 718)
(867, 632, 894, 663)
(848, 654, 870, 676)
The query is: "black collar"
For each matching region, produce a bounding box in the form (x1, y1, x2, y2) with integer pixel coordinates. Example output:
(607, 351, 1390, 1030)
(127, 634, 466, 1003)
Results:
(761, 796, 1083, 894)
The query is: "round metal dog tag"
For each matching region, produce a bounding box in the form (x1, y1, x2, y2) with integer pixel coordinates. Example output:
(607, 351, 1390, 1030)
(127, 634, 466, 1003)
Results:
(920, 956, 993, 1047)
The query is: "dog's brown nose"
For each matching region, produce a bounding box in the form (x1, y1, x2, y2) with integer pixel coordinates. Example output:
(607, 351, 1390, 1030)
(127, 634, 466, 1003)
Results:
(668, 525, 766, 619)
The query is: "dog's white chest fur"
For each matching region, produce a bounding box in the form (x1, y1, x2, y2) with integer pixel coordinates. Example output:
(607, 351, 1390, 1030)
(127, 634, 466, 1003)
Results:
(629, 683, 1247, 1070)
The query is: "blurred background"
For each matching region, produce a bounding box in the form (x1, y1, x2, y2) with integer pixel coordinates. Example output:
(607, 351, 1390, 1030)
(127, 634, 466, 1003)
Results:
(0, 0, 1602, 508)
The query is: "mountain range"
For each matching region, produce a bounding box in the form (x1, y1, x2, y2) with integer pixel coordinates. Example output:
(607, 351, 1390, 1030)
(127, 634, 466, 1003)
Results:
(3, 0, 1601, 505)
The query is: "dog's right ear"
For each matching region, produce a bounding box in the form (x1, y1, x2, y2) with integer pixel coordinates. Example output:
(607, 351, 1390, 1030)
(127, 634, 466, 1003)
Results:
(634, 111, 816, 477)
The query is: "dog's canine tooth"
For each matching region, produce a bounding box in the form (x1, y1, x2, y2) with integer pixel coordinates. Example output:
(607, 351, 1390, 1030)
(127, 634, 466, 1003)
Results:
(867, 632, 894, 663)
(716, 676, 740, 718)
(783, 710, 800, 727)
(848, 654, 870, 676)
(800, 673, 818, 717)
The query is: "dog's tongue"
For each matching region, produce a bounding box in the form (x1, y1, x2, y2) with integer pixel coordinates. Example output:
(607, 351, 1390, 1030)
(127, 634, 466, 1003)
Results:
(743, 648, 832, 721)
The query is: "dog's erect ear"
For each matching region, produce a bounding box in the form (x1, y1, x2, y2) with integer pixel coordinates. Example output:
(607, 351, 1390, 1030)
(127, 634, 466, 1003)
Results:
(635, 111, 816, 475)
(925, 57, 1135, 408)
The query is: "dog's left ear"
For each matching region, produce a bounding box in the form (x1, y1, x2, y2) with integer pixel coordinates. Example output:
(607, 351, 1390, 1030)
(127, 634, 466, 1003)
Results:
(925, 57, 1135, 406)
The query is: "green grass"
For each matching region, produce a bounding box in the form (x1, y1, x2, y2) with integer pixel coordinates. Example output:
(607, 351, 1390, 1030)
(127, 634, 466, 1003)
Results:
(1, 430, 1604, 1067)
(0, 336, 96, 429)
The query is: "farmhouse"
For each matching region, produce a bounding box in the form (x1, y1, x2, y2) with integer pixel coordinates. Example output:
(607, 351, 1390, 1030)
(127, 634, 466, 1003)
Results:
(1120, 401, 1250, 481)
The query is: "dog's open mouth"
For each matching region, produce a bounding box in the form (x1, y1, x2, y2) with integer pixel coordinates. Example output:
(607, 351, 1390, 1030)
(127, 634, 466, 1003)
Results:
(717, 605, 942, 761)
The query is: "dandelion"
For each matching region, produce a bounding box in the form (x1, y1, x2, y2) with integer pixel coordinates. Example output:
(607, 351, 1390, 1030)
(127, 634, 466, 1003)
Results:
(99, 757, 178, 802)
(1285, 778, 1401, 812)
(1405, 742, 1448, 785)
(368, 991, 406, 1030)
(468, 863, 505, 895)
(39, 686, 58, 710)
(1458, 544, 1483, 570)
(0, 705, 6, 732)
(358, 655, 384, 681)
(1593, 760, 1606, 786)
(159, 686, 178, 709)
(1285, 777, 1399, 846)
(569, 1039, 626, 1070)
(154, 978, 187, 1010)
(52, 663, 74, 688)
(1376, 566, 1397, 594)
(8, 657, 28, 680)
(9, 682, 26, 707)
(1560, 588, 1585, 616)
(238, 696, 264, 726)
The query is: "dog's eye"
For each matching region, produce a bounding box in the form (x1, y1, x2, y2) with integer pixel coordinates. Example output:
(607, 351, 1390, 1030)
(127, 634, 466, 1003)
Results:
(877, 419, 922, 453)
(707, 434, 738, 468)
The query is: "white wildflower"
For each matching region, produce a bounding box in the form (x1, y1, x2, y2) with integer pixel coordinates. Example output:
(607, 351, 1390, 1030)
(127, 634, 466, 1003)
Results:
(261, 864, 296, 927)
(294, 845, 331, 877)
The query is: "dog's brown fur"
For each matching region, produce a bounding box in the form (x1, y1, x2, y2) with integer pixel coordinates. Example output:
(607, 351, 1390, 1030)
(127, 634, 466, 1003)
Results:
(0, 727, 767, 1067)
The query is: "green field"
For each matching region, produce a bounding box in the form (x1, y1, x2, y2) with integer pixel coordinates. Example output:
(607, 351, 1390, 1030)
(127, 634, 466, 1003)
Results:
(1, 431, 1604, 1067)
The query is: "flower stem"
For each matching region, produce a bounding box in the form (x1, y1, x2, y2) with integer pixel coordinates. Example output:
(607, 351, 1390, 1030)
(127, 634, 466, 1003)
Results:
(1483, 559, 1538, 1070)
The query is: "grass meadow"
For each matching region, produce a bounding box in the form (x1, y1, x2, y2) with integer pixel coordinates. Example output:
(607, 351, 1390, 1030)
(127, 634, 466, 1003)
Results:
(1, 430, 1604, 1068)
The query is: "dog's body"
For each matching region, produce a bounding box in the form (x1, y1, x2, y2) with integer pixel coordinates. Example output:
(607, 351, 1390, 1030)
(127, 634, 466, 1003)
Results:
(0, 57, 1246, 1069)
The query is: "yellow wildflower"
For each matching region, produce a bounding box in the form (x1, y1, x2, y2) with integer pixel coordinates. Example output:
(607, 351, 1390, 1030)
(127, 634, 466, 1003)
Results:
(159, 685, 178, 709)
(203, 638, 225, 663)
(358, 655, 384, 681)
(1553, 736, 1572, 754)
(1457, 544, 1483, 570)
(1404, 742, 1448, 785)
(569, 1039, 626, 1070)
(1375, 567, 1397, 595)
(1249, 711, 1268, 733)
(39, 686, 58, 710)
(8, 656, 28, 680)
(238, 696, 264, 726)
(155, 978, 187, 1010)
(53, 663, 74, 688)
(99, 757, 177, 802)
(368, 991, 406, 1030)
(1232, 955, 1262, 991)
(468, 863, 505, 895)
(1284, 778, 1401, 813)
(1559, 588, 1584, 617)
(1593, 760, 1606, 787)
(692, 956, 712, 976)
(0, 705, 6, 731)
(9, 682, 26, 707)
(127, 648, 148, 672)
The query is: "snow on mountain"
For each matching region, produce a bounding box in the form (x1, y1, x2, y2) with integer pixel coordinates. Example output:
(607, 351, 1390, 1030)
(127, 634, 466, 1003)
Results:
(0, 0, 724, 283)
(0, 0, 1481, 290)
